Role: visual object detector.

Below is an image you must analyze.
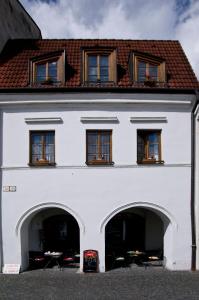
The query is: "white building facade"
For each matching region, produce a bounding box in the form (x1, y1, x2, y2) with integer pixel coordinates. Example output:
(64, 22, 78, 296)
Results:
(0, 92, 196, 272)
(0, 39, 198, 273)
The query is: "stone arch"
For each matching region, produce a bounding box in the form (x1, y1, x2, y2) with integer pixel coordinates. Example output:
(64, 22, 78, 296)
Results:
(100, 202, 177, 232)
(100, 202, 177, 271)
(16, 202, 85, 271)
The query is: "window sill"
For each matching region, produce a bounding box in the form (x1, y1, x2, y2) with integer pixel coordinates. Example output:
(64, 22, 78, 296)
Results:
(86, 161, 114, 166)
(28, 163, 56, 167)
(83, 81, 116, 87)
(137, 160, 164, 165)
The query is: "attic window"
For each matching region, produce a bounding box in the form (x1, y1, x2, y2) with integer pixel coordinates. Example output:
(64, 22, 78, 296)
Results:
(36, 60, 57, 83)
(82, 49, 117, 84)
(138, 61, 158, 82)
(131, 53, 166, 85)
(31, 52, 65, 85)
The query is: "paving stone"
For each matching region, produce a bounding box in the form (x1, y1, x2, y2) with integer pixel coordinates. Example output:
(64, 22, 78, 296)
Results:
(0, 268, 199, 300)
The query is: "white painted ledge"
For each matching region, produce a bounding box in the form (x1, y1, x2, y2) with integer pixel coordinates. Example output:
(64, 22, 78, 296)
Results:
(25, 117, 63, 124)
(0, 99, 192, 106)
(130, 117, 167, 123)
(80, 117, 119, 123)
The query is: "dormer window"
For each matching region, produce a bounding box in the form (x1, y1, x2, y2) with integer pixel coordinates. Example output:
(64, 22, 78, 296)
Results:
(130, 52, 166, 85)
(88, 55, 109, 82)
(82, 49, 117, 84)
(35, 60, 57, 83)
(138, 61, 158, 82)
(31, 51, 65, 85)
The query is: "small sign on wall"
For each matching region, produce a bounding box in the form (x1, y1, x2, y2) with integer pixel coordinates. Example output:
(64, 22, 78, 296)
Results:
(3, 186, 16, 192)
(3, 264, 20, 274)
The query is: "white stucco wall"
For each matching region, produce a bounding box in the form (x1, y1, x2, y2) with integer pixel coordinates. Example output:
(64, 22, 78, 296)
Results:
(0, 92, 194, 272)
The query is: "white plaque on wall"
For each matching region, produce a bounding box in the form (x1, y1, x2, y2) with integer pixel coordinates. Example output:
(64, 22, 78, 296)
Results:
(3, 186, 16, 192)
(3, 264, 20, 274)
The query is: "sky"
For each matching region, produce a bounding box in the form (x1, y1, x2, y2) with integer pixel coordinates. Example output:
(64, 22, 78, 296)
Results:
(21, 0, 199, 78)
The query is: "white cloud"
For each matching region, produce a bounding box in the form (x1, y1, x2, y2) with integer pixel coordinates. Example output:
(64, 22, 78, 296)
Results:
(21, 0, 199, 78)
(175, 0, 199, 78)
(22, 0, 176, 38)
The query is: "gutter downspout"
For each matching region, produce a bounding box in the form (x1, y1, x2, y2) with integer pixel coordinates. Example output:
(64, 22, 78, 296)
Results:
(191, 89, 199, 271)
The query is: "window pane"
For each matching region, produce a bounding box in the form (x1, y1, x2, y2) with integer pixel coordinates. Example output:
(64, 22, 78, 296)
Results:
(44, 132, 55, 162)
(100, 67, 109, 76)
(32, 145, 42, 163)
(100, 56, 108, 66)
(148, 133, 158, 143)
(32, 134, 42, 144)
(138, 61, 146, 81)
(149, 143, 159, 160)
(31, 132, 55, 164)
(88, 75, 98, 81)
(87, 133, 98, 160)
(87, 133, 98, 144)
(88, 67, 98, 76)
(137, 131, 160, 162)
(100, 133, 110, 161)
(100, 56, 109, 81)
(101, 134, 110, 144)
(100, 67, 109, 81)
(137, 134, 145, 161)
(149, 65, 158, 80)
(45, 132, 54, 144)
(87, 131, 111, 163)
(48, 61, 57, 81)
(45, 144, 54, 162)
(31, 134, 42, 163)
(88, 144, 98, 160)
(36, 64, 46, 82)
(88, 56, 97, 66)
(88, 56, 97, 81)
(88, 66, 97, 82)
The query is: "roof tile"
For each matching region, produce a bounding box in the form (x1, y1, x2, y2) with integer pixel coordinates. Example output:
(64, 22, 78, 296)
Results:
(0, 39, 198, 89)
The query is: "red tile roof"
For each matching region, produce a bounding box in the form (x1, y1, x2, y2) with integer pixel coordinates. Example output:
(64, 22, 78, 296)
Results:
(0, 39, 198, 89)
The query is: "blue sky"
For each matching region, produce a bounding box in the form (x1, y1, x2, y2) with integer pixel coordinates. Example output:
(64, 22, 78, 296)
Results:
(21, 0, 199, 78)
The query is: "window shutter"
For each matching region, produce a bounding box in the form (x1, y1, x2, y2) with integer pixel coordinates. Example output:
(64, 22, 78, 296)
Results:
(109, 49, 117, 82)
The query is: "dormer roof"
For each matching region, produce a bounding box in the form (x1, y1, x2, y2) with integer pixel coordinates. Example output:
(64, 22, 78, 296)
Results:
(0, 39, 198, 89)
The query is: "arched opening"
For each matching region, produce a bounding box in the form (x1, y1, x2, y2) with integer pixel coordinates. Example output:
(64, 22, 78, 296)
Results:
(20, 207, 80, 271)
(105, 207, 170, 271)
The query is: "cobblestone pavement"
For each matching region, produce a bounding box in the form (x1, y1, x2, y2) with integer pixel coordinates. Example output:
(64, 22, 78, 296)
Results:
(1, 267, 199, 300)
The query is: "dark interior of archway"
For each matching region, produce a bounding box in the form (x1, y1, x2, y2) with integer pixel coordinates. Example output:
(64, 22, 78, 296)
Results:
(43, 214, 79, 254)
(105, 211, 164, 270)
(106, 212, 145, 256)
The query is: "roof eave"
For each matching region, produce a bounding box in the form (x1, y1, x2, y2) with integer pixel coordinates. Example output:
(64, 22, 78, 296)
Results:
(0, 87, 197, 95)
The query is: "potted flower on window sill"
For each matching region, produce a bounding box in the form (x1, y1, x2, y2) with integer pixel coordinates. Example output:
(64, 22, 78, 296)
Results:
(144, 75, 157, 87)
(41, 77, 54, 85)
(142, 158, 157, 164)
(37, 158, 50, 164)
